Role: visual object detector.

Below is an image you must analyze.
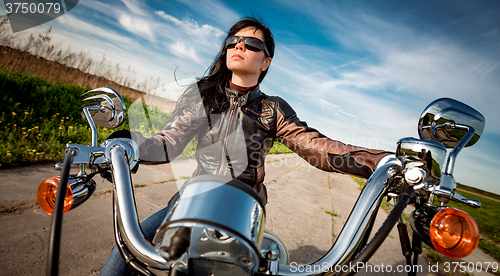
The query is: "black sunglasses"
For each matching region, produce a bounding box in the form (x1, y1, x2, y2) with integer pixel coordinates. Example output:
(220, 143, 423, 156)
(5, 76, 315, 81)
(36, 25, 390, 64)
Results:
(225, 35, 270, 57)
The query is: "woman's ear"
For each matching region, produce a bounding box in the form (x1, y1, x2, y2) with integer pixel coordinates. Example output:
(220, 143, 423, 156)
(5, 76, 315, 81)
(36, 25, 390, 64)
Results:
(261, 57, 272, 72)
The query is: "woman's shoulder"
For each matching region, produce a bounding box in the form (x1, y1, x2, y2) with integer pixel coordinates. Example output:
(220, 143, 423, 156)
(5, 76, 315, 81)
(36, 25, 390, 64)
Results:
(254, 91, 296, 118)
(256, 89, 284, 103)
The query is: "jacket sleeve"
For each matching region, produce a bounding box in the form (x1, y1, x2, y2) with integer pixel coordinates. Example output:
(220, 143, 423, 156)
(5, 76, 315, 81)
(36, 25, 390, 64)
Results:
(275, 97, 393, 179)
(132, 102, 202, 163)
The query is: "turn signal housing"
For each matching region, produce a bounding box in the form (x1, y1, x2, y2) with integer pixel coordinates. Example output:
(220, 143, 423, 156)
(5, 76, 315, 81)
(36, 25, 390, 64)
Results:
(37, 176, 73, 215)
(429, 207, 479, 258)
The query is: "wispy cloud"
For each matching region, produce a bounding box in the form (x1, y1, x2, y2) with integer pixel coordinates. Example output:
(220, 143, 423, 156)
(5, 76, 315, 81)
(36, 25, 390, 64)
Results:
(120, 0, 149, 16)
(312, 97, 360, 119)
(155, 11, 224, 47)
(155, 11, 224, 65)
(118, 14, 155, 41)
(57, 14, 136, 46)
(168, 40, 202, 64)
(174, 0, 241, 27)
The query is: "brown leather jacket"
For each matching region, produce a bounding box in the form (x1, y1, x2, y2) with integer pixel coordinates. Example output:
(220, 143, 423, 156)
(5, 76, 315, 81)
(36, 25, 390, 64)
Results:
(132, 87, 391, 196)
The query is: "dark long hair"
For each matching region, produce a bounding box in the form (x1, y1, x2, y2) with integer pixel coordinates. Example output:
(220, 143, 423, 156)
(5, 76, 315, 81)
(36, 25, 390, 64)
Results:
(174, 17, 275, 117)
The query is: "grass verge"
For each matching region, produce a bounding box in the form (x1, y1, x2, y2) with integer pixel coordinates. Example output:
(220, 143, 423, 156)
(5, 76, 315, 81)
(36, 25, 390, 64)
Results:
(352, 176, 366, 189)
(351, 176, 500, 263)
(269, 141, 293, 154)
(446, 190, 500, 243)
(0, 69, 194, 167)
(479, 238, 500, 261)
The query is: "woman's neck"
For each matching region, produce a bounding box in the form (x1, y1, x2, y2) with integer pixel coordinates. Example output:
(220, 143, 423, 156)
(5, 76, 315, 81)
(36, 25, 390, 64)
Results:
(231, 74, 259, 88)
(229, 80, 258, 94)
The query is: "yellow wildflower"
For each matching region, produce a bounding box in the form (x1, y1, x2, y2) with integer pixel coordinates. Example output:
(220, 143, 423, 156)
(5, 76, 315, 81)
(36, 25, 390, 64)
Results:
(68, 126, 73, 129)
(66, 117, 69, 119)
(38, 134, 42, 136)
(6, 152, 12, 157)
(34, 126, 39, 129)
(13, 124, 17, 127)
(32, 149, 36, 152)
(59, 127, 63, 130)
(12, 112, 16, 116)
(24, 111, 29, 115)
(56, 113, 60, 115)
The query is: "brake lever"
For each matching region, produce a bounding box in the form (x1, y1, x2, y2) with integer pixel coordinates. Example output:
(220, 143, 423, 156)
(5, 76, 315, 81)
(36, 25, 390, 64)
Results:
(451, 191, 481, 208)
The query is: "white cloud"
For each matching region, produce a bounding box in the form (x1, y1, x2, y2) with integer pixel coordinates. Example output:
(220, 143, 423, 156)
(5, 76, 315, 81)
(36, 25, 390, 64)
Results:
(312, 97, 360, 119)
(120, 0, 149, 16)
(118, 14, 154, 41)
(155, 12, 224, 65)
(168, 40, 202, 64)
(156, 11, 181, 25)
(155, 11, 224, 45)
(57, 14, 135, 46)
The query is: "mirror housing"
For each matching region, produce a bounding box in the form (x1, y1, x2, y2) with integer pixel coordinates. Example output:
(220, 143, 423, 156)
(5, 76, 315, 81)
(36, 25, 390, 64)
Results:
(418, 98, 484, 148)
(80, 87, 126, 146)
(81, 87, 126, 128)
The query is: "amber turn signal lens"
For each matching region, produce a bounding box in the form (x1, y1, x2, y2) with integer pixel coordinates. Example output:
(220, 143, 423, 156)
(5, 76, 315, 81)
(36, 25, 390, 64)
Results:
(37, 176, 73, 215)
(430, 207, 479, 258)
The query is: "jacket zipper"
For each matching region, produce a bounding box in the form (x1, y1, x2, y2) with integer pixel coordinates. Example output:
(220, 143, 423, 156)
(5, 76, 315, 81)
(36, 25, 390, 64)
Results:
(218, 97, 239, 176)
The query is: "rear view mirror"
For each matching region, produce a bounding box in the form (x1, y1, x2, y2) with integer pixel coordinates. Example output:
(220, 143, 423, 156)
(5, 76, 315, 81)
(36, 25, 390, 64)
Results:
(418, 98, 485, 148)
(81, 87, 126, 128)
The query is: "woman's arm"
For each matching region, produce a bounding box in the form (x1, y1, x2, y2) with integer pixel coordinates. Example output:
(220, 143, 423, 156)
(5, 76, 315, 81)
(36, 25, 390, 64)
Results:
(131, 102, 203, 163)
(275, 97, 392, 179)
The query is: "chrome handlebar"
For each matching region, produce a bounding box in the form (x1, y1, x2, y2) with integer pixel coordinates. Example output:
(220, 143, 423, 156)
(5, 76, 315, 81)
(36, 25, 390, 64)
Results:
(109, 145, 169, 269)
(61, 138, 171, 269)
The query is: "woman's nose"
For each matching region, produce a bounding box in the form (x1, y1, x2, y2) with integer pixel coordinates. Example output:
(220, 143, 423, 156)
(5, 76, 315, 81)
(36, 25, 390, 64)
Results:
(235, 40, 246, 51)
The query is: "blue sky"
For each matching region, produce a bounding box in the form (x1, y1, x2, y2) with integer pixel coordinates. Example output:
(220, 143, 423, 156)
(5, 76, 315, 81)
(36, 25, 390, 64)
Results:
(2, 0, 500, 194)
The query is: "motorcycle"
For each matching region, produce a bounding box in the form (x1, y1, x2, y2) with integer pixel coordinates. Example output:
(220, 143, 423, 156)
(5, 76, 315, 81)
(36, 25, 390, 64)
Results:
(37, 87, 485, 276)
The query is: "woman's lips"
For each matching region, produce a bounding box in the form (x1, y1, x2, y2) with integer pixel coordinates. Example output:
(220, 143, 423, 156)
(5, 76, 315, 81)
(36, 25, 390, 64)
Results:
(232, 54, 243, 60)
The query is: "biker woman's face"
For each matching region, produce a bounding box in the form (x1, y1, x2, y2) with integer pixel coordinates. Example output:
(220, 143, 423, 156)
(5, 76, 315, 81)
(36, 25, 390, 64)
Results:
(226, 27, 272, 86)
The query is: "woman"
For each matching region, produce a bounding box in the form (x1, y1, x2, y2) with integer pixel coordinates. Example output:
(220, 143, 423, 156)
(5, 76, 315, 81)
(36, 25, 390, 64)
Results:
(101, 17, 391, 275)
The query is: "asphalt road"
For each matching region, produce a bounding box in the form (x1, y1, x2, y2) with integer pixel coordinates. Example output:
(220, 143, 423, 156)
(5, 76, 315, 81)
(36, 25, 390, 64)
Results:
(0, 153, 496, 276)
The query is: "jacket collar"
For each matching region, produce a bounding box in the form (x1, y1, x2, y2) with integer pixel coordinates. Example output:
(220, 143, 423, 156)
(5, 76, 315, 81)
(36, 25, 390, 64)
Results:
(225, 86, 262, 107)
